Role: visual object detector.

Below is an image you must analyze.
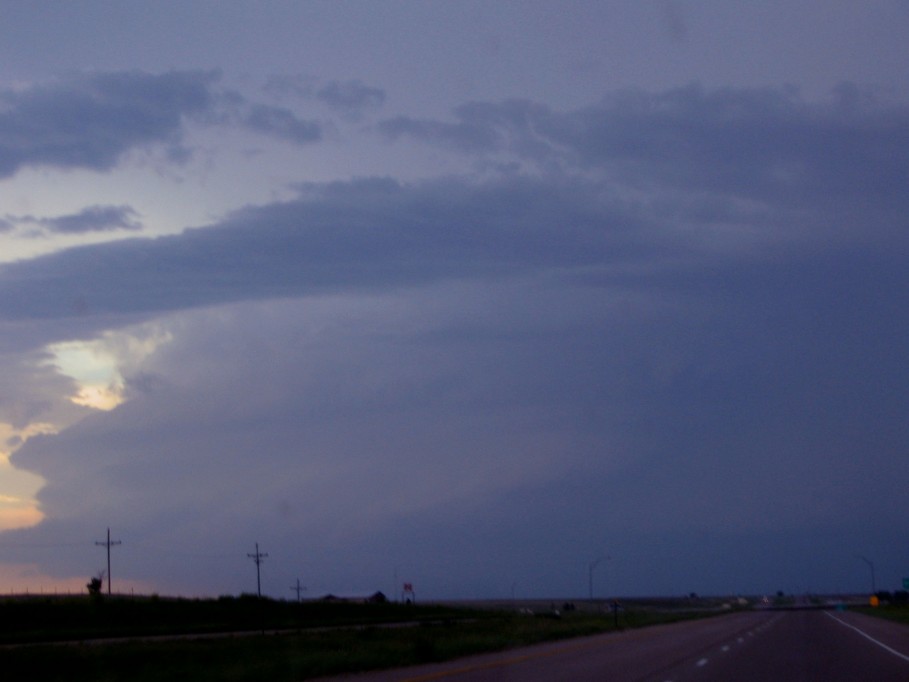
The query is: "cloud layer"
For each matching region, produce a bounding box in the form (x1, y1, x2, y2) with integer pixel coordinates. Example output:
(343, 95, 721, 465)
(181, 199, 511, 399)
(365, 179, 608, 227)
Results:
(0, 69, 335, 183)
(0, 71, 218, 177)
(2, 79, 908, 597)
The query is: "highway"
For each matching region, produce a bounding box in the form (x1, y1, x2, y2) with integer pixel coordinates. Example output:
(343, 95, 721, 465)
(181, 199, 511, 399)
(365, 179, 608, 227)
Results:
(328, 609, 909, 681)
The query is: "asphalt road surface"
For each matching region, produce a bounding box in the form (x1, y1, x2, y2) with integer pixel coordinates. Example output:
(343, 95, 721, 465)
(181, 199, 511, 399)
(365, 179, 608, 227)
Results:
(327, 609, 909, 681)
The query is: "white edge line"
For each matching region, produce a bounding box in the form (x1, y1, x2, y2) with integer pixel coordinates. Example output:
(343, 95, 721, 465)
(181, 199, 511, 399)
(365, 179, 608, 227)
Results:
(825, 611, 909, 663)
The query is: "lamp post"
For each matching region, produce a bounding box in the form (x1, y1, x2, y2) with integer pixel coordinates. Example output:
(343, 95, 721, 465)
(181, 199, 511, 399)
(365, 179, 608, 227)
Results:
(856, 554, 876, 594)
(588, 556, 609, 602)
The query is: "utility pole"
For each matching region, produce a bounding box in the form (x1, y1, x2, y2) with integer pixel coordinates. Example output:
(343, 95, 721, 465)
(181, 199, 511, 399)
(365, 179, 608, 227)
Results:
(95, 528, 122, 596)
(290, 578, 306, 602)
(247, 542, 268, 598)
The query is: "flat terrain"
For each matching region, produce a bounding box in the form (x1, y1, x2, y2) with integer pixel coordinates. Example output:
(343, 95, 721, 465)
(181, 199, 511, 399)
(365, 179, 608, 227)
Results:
(331, 609, 909, 681)
(0, 595, 711, 680)
(3, 596, 907, 681)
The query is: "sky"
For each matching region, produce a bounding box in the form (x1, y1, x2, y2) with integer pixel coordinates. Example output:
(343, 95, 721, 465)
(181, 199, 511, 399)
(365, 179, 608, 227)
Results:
(0, 1, 907, 601)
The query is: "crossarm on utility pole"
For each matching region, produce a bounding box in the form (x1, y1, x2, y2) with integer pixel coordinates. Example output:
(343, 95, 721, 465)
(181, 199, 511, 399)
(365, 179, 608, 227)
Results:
(247, 542, 268, 597)
(95, 527, 122, 595)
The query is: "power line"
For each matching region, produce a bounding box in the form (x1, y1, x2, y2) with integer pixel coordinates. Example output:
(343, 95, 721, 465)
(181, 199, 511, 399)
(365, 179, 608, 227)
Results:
(246, 542, 268, 598)
(126, 541, 236, 559)
(94, 527, 122, 595)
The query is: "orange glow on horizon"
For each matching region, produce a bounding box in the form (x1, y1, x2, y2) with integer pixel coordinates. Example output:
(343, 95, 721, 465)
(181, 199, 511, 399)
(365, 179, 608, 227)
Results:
(0, 501, 43, 531)
(0, 562, 154, 597)
(0, 563, 103, 596)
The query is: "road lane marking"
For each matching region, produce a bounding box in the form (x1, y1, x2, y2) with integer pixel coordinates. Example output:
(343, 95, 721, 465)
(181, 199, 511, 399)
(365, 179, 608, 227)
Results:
(737, 637, 744, 643)
(825, 612, 909, 663)
(400, 614, 773, 681)
(721, 645, 730, 652)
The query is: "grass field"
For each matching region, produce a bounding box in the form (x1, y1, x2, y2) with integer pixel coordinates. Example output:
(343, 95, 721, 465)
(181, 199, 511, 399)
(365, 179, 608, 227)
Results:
(0, 594, 739, 681)
(855, 604, 909, 626)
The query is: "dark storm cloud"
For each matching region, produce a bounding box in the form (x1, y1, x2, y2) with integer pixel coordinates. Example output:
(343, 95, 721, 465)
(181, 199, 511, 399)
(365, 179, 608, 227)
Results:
(11, 205, 143, 235)
(0, 349, 87, 430)
(0, 84, 906, 335)
(0, 175, 650, 325)
(565, 85, 909, 211)
(0, 70, 330, 177)
(9, 244, 909, 595)
(4, 83, 909, 597)
(0, 70, 219, 177)
(380, 84, 909, 213)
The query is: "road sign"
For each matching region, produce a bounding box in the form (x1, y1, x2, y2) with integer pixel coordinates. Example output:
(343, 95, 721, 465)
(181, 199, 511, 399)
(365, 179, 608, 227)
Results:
(903, 577, 909, 590)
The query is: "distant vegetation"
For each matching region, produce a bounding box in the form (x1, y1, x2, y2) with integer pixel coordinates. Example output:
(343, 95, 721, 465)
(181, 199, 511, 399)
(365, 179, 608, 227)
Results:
(873, 590, 909, 606)
(0, 594, 457, 645)
(858, 591, 909, 626)
(0, 594, 745, 681)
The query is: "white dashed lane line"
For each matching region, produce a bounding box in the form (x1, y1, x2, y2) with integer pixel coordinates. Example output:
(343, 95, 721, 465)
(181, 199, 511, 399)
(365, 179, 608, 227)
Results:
(663, 616, 779, 681)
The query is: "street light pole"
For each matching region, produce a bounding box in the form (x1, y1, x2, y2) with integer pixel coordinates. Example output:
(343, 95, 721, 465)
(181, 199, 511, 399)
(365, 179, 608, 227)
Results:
(856, 554, 876, 594)
(589, 557, 610, 602)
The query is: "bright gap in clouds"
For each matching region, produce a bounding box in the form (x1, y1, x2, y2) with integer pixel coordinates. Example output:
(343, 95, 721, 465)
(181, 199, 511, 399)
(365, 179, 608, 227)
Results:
(46, 340, 126, 411)
(0, 328, 173, 533)
(45, 328, 173, 412)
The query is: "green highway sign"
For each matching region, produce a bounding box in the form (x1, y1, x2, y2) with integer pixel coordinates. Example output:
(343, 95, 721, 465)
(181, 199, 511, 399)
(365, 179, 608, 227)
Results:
(903, 578, 909, 590)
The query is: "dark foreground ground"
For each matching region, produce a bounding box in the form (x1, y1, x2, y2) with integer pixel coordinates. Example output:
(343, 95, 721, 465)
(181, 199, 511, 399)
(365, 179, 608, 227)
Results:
(0, 594, 904, 681)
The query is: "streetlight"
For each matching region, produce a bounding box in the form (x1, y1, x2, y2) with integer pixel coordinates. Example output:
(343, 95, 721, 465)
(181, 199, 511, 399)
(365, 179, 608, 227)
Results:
(856, 554, 876, 594)
(588, 556, 610, 602)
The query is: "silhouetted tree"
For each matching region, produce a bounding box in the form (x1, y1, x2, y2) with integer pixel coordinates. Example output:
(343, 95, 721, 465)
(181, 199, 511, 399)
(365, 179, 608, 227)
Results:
(87, 571, 104, 597)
